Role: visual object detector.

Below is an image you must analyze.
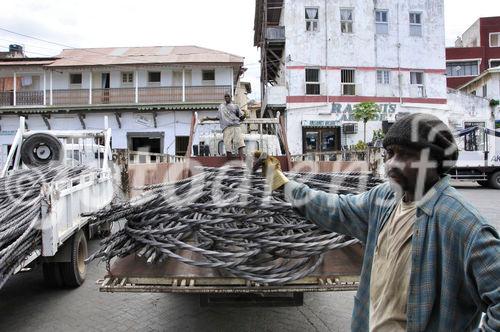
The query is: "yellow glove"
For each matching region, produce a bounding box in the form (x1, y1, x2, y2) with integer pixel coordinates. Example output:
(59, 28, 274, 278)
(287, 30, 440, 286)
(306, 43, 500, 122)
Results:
(253, 151, 289, 190)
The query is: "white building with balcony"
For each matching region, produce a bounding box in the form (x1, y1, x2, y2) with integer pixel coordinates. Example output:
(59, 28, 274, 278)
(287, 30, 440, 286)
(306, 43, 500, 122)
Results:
(0, 45, 244, 163)
(254, 0, 449, 155)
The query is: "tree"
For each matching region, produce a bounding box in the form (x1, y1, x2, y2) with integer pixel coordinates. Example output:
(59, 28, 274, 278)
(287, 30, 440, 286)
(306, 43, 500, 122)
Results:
(353, 102, 381, 143)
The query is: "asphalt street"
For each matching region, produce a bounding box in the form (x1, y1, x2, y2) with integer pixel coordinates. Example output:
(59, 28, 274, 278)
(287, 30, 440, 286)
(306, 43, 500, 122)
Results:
(0, 182, 498, 332)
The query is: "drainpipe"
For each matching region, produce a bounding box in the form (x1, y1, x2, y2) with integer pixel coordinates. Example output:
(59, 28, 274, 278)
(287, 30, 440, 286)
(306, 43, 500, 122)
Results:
(324, 0, 329, 104)
(397, 3, 403, 104)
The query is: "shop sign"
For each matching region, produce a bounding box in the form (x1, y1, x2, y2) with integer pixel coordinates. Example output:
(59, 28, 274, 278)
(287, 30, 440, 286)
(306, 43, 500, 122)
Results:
(0, 131, 16, 136)
(302, 120, 339, 127)
(134, 114, 153, 127)
(330, 103, 398, 121)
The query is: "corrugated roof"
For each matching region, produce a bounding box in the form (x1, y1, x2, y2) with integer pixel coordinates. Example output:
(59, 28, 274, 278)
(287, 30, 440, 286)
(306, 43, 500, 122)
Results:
(47, 46, 244, 67)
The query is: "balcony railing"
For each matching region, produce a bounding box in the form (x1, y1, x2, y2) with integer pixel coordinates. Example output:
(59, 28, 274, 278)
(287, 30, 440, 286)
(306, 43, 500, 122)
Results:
(0, 85, 230, 107)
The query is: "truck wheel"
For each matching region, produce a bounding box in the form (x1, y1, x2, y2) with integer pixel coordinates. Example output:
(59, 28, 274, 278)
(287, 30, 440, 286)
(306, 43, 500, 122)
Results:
(488, 171, 500, 190)
(42, 262, 64, 288)
(60, 230, 88, 288)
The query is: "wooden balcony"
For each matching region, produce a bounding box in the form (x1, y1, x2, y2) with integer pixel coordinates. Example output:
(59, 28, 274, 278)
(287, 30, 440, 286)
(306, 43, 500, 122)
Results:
(0, 85, 230, 108)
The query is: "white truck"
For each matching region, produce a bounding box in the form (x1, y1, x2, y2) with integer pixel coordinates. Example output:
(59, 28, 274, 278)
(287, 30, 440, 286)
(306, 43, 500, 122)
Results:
(1, 117, 114, 287)
(450, 125, 500, 189)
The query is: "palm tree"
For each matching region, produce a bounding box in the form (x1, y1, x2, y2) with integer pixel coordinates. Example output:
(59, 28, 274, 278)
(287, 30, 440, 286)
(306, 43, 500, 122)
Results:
(353, 102, 381, 144)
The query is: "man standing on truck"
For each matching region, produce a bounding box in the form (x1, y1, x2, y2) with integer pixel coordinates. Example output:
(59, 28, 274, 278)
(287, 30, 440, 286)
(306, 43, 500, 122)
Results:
(203, 92, 246, 160)
(256, 113, 500, 331)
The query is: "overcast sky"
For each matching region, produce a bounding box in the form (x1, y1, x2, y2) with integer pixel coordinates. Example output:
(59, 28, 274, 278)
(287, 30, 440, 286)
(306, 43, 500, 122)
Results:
(0, 0, 499, 100)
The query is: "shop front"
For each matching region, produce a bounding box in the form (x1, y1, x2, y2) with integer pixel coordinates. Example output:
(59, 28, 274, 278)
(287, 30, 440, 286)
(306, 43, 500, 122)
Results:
(302, 120, 342, 153)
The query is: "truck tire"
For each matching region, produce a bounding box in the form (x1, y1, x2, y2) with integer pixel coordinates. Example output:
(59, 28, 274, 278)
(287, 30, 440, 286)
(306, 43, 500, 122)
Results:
(60, 230, 88, 288)
(42, 262, 64, 288)
(21, 133, 63, 167)
(488, 171, 500, 190)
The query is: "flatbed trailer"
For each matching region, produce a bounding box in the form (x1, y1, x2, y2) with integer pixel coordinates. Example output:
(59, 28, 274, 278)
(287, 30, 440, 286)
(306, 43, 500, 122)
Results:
(98, 113, 365, 305)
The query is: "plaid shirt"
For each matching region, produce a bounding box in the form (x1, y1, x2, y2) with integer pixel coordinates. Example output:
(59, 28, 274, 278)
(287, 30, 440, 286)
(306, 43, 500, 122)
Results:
(285, 176, 500, 331)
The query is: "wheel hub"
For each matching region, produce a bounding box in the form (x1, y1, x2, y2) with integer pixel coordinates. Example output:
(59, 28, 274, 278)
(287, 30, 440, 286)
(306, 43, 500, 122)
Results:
(35, 145, 51, 160)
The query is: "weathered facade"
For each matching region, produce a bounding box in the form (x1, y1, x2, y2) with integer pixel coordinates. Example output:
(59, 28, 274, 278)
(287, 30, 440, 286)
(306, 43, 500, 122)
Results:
(0, 46, 244, 165)
(255, 0, 448, 155)
(446, 16, 500, 89)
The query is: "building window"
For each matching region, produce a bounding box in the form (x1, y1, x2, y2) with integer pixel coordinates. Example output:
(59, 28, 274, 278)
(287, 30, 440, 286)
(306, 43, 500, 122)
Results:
(340, 8, 353, 33)
(482, 84, 488, 97)
(409, 12, 422, 37)
(305, 68, 320, 95)
(121, 72, 134, 85)
(341, 69, 356, 95)
(69, 73, 82, 86)
(410, 71, 425, 97)
(375, 10, 389, 34)
(377, 70, 390, 84)
(202, 70, 215, 81)
(490, 32, 500, 47)
(490, 60, 500, 68)
(305, 7, 319, 32)
(446, 61, 479, 77)
(148, 72, 161, 84)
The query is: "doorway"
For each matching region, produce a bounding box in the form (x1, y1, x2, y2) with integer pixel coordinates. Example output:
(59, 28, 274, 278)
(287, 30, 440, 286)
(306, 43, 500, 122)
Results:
(101, 73, 110, 103)
(175, 136, 190, 156)
(127, 132, 164, 154)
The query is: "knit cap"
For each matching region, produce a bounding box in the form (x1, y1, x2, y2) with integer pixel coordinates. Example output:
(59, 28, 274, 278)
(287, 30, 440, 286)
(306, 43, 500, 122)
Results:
(382, 113, 459, 174)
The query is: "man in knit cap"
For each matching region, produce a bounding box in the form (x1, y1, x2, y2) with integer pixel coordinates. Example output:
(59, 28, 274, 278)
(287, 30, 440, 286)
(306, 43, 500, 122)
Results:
(256, 113, 499, 331)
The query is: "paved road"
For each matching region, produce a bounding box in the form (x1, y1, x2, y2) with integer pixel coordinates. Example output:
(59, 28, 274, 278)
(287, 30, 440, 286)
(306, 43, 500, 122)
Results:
(0, 183, 498, 332)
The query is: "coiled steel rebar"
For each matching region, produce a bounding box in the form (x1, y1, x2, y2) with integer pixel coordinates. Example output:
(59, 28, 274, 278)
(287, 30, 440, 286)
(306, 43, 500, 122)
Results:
(88, 166, 383, 284)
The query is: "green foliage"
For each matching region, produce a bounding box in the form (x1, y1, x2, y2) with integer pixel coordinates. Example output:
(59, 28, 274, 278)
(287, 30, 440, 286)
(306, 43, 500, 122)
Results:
(353, 102, 381, 143)
(372, 129, 385, 143)
(490, 99, 500, 107)
(353, 140, 368, 151)
(353, 102, 380, 123)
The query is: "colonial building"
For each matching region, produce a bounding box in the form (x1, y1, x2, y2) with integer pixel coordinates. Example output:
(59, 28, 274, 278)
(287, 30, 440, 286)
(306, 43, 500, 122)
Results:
(446, 16, 500, 89)
(0, 45, 244, 164)
(254, 0, 448, 155)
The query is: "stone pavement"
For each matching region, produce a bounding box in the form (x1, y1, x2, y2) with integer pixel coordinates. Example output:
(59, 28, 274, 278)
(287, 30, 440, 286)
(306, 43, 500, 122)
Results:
(0, 183, 498, 332)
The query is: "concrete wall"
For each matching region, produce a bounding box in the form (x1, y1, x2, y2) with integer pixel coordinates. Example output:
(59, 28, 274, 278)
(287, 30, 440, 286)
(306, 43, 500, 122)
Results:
(281, 0, 447, 100)
(461, 72, 500, 99)
(461, 19, 481, 47)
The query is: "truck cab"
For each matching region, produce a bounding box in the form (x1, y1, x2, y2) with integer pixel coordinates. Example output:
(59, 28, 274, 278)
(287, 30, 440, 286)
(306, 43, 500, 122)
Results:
(450, 125, 500, 189)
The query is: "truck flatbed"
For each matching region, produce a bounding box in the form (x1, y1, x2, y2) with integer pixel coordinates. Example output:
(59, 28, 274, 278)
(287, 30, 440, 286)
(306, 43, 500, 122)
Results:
(99, 245, 363, 294)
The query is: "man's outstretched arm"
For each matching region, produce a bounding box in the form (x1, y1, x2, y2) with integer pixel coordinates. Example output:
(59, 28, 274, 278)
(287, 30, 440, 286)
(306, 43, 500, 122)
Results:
(283, 181, 377, 243)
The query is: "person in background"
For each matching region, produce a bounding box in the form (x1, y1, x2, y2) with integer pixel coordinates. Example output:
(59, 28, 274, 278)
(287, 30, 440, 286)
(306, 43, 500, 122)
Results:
(255, 113, 500, 331)
(203, 92, 246, 160)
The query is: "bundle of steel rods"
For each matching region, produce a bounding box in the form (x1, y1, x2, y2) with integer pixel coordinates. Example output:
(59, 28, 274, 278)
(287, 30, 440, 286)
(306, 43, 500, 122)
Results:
(88, 166, 383, 284)
(0, 164, 93, 289)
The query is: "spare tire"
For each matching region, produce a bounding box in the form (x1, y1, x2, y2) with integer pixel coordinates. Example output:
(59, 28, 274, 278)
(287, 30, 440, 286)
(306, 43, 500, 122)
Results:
(21, 133, 63, 167)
